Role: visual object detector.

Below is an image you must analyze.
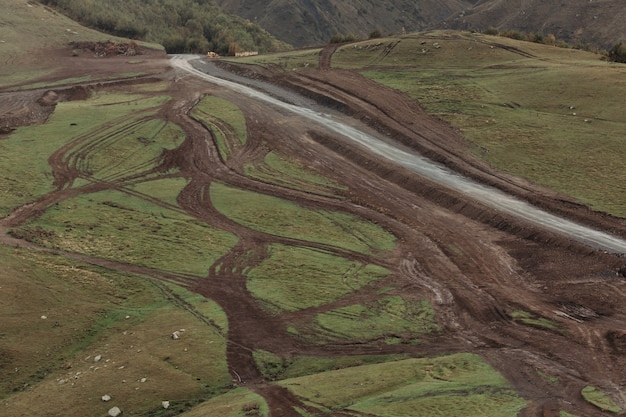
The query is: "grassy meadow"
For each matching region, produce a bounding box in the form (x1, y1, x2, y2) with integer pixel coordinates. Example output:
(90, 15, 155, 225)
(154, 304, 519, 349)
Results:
(330, 31, 626, 217)
(191, 95, 247, 161)
(244, 151, 348, 197)
(0, 90, 175, 217)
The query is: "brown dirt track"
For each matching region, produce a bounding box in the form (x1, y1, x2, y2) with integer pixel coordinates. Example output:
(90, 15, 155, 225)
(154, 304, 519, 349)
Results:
(2, 44, 626, 417)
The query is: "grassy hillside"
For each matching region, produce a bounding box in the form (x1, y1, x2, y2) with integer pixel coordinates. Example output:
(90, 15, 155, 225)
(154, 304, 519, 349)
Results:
(238, 31, 626, 217)
(0, 0, 151, 82)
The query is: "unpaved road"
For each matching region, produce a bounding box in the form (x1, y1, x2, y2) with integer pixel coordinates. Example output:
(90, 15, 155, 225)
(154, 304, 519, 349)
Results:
(171, 54, 626, 254)
(2, 43, 626, 416)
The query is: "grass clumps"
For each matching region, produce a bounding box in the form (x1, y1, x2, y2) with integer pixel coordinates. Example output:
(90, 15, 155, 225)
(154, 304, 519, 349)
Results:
(297, 296, 438, 344)
(246, 244, 390, 313)
(510, 311, 559, 331)
(191, 95, 247, 161)
(0, 245, 232, 416)
(278, 353, 526, 416)
(210, 182, 395, 255)
(12, 189, 237, 275)
(244, 151, 347, 196)
(581, 386, 622, 413)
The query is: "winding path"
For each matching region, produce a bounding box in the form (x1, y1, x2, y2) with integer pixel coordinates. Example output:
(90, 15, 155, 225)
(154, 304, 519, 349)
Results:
(170, 55, 626, 254)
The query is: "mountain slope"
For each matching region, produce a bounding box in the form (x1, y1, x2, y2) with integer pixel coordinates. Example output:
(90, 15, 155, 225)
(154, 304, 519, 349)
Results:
(215, 0, 624, 49)
(214, 0, 474, 47)
(447, 0, 626, 48)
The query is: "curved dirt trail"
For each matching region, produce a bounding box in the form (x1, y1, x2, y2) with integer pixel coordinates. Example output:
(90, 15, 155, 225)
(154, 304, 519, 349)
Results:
(171, 55, 626, 254)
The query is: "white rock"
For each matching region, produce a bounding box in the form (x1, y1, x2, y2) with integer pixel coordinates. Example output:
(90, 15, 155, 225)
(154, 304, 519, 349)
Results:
(94, 355, 102, 362)
(102, 394, 111, 402)
(41, 315, 47, 320)
(171, 331, 180, 340)
(162, 401, 170, 409)
(140, 378, 147, 383)
(108, 406, 122, 417)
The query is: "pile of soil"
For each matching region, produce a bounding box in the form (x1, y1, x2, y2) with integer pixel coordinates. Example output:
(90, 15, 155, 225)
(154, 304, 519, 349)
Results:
(69, 40, 140, 57)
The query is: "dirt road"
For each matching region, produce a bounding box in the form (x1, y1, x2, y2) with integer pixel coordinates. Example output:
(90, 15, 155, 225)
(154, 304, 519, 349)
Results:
(2, 44, 626, 416)
(172, 55, 626, 254)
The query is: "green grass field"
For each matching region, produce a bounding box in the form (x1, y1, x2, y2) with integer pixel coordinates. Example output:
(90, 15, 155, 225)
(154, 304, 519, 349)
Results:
(6, 9, 617, 413)
(278, 353, 526, 416)
(210, 182, 396, 256)
(12, 188, 237, 275)
(177, 388, 269, 417)
(311, 296, 439, 343)
(330, 32, 626, 217)
(581, 386, 623, 414)
(246, 244, 390, 314)
(191, 95, 247, 161)
(0, 246, 231, 417)
(244, 151, 348, 196)
(254, 351, 411, 381)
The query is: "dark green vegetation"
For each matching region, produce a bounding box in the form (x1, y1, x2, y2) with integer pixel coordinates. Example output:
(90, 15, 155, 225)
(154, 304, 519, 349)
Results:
(608, 42, 626, 63)
(0, 245, 232, 415)
(39, 0, 289, 54)
(245, 244, 391, 313)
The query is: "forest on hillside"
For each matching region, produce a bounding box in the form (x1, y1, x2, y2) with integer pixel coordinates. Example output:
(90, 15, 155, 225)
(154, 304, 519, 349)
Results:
(39, 0, 290, 54)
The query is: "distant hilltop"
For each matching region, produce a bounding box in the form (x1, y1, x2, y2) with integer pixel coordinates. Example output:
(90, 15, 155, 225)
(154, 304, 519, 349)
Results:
(215, 0, 626, 49)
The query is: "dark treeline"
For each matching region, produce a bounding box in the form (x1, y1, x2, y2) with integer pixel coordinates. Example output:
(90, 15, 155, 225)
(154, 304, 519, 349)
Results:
(39, 0, 290, 54)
